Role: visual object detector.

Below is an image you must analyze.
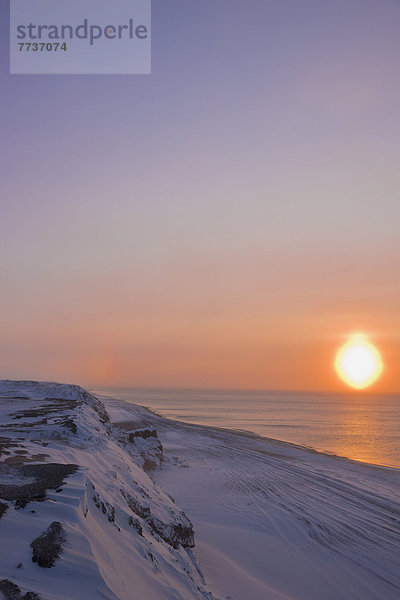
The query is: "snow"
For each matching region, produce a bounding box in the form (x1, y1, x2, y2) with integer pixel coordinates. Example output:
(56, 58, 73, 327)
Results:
(104, 394, 400, 600)
(1, 380, 399, 600)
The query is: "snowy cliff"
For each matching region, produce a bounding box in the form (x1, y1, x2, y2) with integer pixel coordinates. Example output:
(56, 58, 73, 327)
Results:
(0, 381, 220, 600)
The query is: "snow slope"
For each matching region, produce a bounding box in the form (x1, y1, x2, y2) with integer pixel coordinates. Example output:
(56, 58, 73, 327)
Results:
(103, 394, 400, 600)
(0, 381, 220, 600)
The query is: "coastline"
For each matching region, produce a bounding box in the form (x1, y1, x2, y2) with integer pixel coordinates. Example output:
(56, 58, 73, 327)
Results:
(102, 393, 400, 600)
(145, 405, 400, 472)
(96, 391, 400, 472)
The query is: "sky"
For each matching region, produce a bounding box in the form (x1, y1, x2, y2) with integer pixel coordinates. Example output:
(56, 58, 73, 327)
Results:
(1, 0, 400, 392)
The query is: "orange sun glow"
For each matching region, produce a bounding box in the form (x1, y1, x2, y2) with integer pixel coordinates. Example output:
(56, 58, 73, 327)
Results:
(335, 333, 383, 390)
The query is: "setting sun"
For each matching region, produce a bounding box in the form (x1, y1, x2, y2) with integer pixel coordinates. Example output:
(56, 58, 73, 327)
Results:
(335, 333, 383, 390)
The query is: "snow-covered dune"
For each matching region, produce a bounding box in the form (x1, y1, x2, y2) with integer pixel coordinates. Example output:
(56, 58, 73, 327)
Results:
(1, 382, 400, 600)
(0, 381, 219, 600)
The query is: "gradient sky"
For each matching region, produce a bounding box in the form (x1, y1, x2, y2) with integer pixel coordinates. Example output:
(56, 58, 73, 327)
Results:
(1, 0, 400, 392)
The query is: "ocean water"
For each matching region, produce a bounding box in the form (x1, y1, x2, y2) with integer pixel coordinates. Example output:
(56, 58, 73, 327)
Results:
(96, 388, 400, 468)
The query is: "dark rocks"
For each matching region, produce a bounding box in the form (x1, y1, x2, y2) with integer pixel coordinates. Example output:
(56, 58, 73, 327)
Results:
(170, 522, 195, 549)
(31, 521, 66, 568)
(123, 492, 151, 520)
(12, 399, 79, 420)
(0, 579, 41, 600)
(92, 490, 116, 523)
(0, 500, 8, 519)
(128, 515, 143, 535)
(61, 418, 77, 435)
(128, 427, 158, 441)
(126, 428, 163, 471)
(79, 389, 110, 424)
(122, 490, 195, 549)
(142, 458, 157, 472)
(0, 580, 21, 600)
(149, 517, 195, 550)
(0, 463, 78, 508)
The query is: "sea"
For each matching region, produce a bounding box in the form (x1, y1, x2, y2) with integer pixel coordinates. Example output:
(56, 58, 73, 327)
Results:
(95, 388, 400, 468)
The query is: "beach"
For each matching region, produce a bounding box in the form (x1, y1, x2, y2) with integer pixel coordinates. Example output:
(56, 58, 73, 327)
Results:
(104, 393, 400, 600)
(97, 387, 400, 468)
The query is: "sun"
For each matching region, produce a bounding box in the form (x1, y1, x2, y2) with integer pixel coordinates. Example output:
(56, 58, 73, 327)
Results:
(335, 333, 383, 390)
